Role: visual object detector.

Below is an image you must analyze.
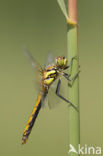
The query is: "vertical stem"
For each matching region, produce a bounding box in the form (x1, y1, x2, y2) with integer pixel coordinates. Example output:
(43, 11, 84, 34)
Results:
(67, 0, 80, 155)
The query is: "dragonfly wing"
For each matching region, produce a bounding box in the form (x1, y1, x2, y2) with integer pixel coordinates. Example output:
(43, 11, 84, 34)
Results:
(47, 79, 61, 109)
(44, 52, 55, 68)
(23, 49, 42, 91)
(43, 75, 68, 109)
(41, 95, 49, 109)
(41, 79, 62, 109)
(24, 49, 42, 72)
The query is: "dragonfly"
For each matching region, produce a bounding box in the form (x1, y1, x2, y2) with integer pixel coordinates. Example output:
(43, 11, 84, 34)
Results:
(22, 50, 79, 144)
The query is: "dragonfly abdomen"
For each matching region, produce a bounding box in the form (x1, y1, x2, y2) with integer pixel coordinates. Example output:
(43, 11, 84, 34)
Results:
(22, 93, 43, 144)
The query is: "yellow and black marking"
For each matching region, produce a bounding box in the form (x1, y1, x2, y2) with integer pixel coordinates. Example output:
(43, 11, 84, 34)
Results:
(22, 55, 79, 144)
(22, 93, 43, 144)
(43, 66, 58, 86)
(22, 66, 59, 144)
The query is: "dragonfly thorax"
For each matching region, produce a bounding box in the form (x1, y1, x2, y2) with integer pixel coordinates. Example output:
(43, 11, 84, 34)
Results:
(42, 66, 58, 87)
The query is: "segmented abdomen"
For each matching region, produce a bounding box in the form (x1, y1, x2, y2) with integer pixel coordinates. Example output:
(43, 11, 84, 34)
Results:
(22, 94, 42, 144)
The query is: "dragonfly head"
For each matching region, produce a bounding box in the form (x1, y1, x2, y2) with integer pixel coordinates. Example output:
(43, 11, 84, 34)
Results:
(56, 56, 67, 69)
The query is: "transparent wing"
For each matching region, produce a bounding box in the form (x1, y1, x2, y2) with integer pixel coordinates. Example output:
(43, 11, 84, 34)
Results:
(47, 79, 61, 109)
(41, 79, 59, 109)
(23, 49, 42, 91)
(42, 52, 59, 109)
(41, 95, 49, 109)
(42, 76, 67, 109)
(45, 52, 55, 68)
(24, 49, 42, 72)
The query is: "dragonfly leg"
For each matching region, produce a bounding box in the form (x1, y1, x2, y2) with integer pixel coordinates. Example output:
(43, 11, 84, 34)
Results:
(65, 56, 80, 80)
(68, 56, 78, 67)
(65, 56, 78, 74)
(63, 70, 80, 87)
(56, 79, 78, 111)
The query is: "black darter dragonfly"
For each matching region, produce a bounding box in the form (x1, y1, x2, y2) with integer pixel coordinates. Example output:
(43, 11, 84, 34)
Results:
(22, 50, 79, 144)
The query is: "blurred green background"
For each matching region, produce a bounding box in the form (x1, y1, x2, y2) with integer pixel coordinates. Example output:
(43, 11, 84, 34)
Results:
(0, 0, 103, 156)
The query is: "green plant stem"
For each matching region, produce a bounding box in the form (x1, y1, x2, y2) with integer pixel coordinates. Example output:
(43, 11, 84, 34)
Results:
(57, 0, 80, 155)
(67, 0, 80, 156)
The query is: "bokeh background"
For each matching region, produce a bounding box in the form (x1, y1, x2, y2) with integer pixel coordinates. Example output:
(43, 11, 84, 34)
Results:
(0, 0, 103, 156)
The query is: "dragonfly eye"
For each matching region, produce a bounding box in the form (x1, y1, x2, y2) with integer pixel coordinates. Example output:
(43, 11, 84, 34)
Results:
(56, 56, 67, 69)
